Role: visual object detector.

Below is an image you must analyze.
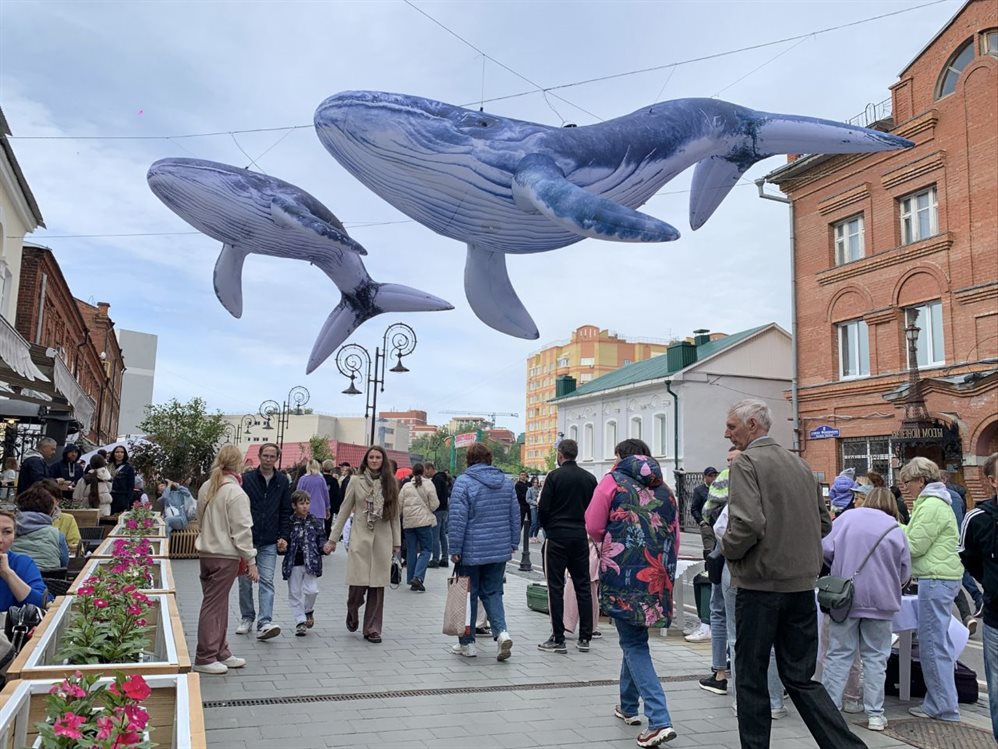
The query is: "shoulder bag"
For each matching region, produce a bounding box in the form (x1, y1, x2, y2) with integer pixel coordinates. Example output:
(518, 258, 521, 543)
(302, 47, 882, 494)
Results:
(817, 523, 897, 624)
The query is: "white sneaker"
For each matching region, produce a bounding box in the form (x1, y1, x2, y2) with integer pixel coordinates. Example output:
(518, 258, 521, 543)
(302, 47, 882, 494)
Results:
(235, 620, 252, 635)
(450, 643, 477, 657)
(257, 623, 281, 640)
(496, 631, 513, 661)
(193, 661, 228, 675)
(867, 716, 887, 731)
(770, 707, 788, 719)
(684, 623, 711, 642)
(222, 656, 246, 669)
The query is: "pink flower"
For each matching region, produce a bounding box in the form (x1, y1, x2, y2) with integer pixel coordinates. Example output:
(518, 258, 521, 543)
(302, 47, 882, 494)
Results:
(121, 674, 152, 703)
(599, 537, 625, 574)
(126, 604, 143, 616)
(126, 519, 138, 530)
(53, 712, 86, 739)
(76, 585, 95, 596)
(93, 598, 110, 609)
(121, 583, 136, 593)
(123, 702, 150, 729)
(135, 618, 147, 626)
(96, 715, 115, 740)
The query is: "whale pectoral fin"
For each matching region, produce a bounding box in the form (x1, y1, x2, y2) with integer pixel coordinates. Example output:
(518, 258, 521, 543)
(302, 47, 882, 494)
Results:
(214, 244, 249, 318)
(689, 157, 751, 230)
(464, 245, 539, 340)
(270, 196, 367, 255)
(512, 154, 679, 243)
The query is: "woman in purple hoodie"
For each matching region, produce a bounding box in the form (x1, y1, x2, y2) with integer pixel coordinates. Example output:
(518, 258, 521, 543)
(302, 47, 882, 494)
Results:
(820, 487, 911, 732)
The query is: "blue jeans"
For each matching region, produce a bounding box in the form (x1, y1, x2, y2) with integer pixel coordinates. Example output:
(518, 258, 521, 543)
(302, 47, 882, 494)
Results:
(238, 543, 277, 628)
(164, 515, 186, 538)
(431, 511, 448, 561)
(821, 617, 892, 717)
(710, 581, 727, 672)
(615, 619, 672, 730)
(529, 506, 539, 537)
(916, 578, 960, 720)
(984, 623, 998, 742)
(458, 561, 507, 645)
(406, 525, 432, 584)
(722, 564, 783, 709)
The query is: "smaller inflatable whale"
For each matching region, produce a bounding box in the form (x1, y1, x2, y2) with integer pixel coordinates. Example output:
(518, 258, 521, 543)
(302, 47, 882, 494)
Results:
(147, 158, 453, 373)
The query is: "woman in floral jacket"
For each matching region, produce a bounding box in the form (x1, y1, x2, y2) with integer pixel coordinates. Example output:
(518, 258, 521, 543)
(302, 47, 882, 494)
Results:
(586, 438, 680, 748)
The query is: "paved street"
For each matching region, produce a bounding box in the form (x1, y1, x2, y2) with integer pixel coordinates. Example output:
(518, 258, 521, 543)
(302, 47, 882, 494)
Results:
(172, 543, 993, 749)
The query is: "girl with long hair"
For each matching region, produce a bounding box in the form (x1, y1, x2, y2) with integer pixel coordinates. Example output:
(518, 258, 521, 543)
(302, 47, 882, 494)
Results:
(108, 445, 136, 515)
(400, 462, 439, 591)
(193, 444, 258, 675)
(296, 459, 331, 524)
(73, 455, 113, 515)
(329, 445, 400, 643)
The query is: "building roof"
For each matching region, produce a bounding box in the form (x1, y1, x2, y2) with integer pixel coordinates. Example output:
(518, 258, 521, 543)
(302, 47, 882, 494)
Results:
(0, 108, 45, 228)
(552, 324, 774, 402)
(898, 0, 973, 78)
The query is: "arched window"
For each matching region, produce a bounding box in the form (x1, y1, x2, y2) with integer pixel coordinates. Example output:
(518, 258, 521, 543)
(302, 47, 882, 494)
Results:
(630, 416, 642, 440)
(936, 38, 975, 99)
(569, 425, 578, 442)
(583, 423, 594, 460)
(605, 421, 617, 458)
(653, 414, 668, 456)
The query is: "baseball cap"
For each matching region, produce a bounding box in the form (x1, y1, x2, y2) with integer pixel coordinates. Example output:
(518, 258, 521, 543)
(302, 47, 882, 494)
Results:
(703, 466, 719, 476)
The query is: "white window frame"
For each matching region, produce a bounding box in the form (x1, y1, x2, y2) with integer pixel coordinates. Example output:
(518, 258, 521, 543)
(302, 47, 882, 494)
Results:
(583, 423, 594, 461)
(580, 357, 595, 367)
(557, 356, 569, 368)
(906, 301, 945, 368)
(630, 416, 642, 440)
(833, 215, 864, 265)
(569, 425, 578, 442)
(900, 186, 938, 245)
(604, 421, 617, 459)
(837, 319, 870, 380)
(652, 414, 668, 456)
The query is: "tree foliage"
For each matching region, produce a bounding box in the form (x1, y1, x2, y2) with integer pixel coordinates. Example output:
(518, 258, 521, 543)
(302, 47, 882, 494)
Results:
(308, 435, 333, 464)
(131, 398, 226, 488)
(409, 426, 529, 476)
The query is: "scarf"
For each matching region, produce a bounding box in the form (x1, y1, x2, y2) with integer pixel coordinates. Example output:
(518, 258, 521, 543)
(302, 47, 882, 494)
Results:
(357, 470, 385, 530)
(223, 470, 243, 486)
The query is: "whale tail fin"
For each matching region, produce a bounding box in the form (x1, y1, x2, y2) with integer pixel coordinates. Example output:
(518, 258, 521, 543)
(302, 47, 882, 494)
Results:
(306, 282, 453, 374)
(690, 112, 913, 229)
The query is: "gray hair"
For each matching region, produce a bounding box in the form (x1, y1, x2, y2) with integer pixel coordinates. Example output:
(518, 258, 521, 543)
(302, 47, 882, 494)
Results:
(36, 437, 57, 449)
(728, 399, 772, 432)
(899, 457, 941, 484)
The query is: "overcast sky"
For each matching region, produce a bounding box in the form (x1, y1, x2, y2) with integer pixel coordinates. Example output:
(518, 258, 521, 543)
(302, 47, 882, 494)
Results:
(0, 0, 961, 435)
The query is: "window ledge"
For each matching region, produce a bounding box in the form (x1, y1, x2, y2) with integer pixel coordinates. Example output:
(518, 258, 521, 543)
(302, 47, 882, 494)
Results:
(817, 232, 952, 286)
(838, 374, 872, 382)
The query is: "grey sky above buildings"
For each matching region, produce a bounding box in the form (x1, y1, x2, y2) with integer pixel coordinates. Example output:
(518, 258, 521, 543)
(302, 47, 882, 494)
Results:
(0, 0, 961, 435)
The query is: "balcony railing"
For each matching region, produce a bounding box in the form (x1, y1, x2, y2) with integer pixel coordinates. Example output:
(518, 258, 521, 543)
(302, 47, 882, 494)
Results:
(846, 98, 893, 129)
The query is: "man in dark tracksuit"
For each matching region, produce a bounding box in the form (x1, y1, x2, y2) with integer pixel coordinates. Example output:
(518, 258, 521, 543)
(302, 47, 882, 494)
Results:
(537, 439, 597, 653)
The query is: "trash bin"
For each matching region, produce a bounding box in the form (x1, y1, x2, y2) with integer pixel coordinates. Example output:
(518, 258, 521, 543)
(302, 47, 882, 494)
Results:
(693, 572, 712, 623)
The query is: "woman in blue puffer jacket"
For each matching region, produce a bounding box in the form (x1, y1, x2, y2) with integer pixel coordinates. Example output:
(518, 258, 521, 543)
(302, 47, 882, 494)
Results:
(447, 442, 520, 661)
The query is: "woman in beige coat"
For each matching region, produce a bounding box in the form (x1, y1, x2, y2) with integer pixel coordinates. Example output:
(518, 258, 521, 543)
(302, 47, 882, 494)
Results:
(194, 444, 258, 675)
(400, 463, 439, 592)
(329, 446, 400, 643)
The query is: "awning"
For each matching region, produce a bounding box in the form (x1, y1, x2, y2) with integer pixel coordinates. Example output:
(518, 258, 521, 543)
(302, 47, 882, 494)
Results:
(0, 314, 48, 385)
(0, 337, 95, 433)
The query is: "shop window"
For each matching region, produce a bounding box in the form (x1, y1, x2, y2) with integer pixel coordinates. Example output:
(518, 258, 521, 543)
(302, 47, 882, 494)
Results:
(833, 215, 864, 265)
(840, 437, 895, 484)
(838, 319, 870, 379)
(906, 301, 945, 367)
(899, 186, 938, 245)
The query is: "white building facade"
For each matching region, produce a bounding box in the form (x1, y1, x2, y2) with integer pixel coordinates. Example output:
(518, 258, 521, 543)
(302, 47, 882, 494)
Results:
(554, 325, 793, 481)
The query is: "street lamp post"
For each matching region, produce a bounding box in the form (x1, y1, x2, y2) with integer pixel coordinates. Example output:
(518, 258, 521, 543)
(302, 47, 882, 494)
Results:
(336, 323, 417, 445)
(258, 386, 310, 468)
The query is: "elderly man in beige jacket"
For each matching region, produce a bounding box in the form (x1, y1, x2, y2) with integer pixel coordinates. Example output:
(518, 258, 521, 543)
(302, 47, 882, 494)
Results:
(719, 399, 865, 749)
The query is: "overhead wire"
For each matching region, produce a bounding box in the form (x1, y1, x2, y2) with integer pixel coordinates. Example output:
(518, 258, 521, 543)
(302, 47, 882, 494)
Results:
(5, 0, 952, 142)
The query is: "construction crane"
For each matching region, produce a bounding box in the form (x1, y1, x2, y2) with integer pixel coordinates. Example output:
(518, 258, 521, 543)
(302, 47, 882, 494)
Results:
(439, 410, 519, 429)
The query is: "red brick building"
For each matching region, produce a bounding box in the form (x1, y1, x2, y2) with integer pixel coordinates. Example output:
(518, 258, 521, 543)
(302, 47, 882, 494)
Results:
(378, 409, 427, 427)
(16, 244, 125, 443)
(764, 0, 997, 500)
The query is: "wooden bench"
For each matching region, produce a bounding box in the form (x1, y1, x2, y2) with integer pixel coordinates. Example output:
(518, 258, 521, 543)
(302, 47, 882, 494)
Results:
(168, 521, 200, 559)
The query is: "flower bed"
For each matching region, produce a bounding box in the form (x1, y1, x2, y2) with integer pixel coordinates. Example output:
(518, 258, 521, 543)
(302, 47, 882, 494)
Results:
(92, 536, 169, 559)
(109, 501, 167, 538)
(68, 558, 175, 596)
(6, 593, 190, 680)
(0, 673, 206, 749)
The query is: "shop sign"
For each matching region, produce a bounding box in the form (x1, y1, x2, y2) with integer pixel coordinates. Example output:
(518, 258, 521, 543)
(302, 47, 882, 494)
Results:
(454, 432, 477, 449)
(891, 426, 944, 440)
(809, 425, 840, 440)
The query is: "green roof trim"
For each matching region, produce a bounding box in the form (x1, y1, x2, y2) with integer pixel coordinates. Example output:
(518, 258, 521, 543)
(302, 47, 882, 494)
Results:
(552, 324, 771, 402)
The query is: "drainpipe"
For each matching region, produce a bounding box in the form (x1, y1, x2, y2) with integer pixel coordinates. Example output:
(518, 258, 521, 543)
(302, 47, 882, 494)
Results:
(755, 178, 800, 453)
(665, 380, 680, 471)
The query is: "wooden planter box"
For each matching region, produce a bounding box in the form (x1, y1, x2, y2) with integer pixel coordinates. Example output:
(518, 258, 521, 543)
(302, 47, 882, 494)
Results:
(92, 535, 169, 558)
(68, 557, 175, 595)
(109, 516, 167, 537)
(6, 594, 191, 680)
(0, 673, 206, 749)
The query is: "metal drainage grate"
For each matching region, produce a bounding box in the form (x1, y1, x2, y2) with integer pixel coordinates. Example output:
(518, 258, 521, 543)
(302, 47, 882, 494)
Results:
(882, 718, 994, 749)
(203, 673, 702, 709)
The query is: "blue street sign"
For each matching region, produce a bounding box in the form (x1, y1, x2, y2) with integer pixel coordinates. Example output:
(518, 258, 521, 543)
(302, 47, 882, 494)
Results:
(809, 425, 840, 440)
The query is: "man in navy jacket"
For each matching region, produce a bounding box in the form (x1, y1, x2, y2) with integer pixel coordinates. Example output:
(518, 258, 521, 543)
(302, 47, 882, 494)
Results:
(237, 443, 291, 641)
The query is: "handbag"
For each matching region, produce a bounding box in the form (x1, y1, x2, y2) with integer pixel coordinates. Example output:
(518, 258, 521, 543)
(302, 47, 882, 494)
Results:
(817, 523, 897, 623)
(390, 553, 403, 589)
(442, 574, 472, 637)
